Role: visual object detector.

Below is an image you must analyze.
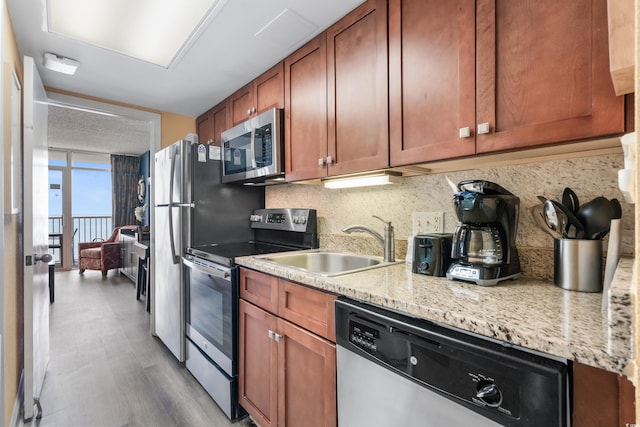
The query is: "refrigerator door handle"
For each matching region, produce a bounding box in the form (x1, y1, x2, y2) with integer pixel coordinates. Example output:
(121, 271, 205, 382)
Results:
(168, 149, 180, 264)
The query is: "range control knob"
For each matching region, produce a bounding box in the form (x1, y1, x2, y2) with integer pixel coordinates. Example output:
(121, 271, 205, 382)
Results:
(476, 382, 502, 407)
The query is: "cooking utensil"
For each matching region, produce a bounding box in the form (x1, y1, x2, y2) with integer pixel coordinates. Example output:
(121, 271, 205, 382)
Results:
(575, 196, 613, 240)
(543, 200, 566, 238)
(544, 199, 585, 239)
(561, 187, 580, 214)
(537, 195, 548, 204)
(530, 204, 562, 239)
(610, 198, 622, 219)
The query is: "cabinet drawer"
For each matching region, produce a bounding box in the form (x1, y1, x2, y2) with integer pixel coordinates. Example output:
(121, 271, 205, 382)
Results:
(278, 280, 336, 342)
(239, 268, 279, 314)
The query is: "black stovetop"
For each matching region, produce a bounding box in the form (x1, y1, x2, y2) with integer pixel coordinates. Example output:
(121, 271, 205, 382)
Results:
(186, 241, 301, 267)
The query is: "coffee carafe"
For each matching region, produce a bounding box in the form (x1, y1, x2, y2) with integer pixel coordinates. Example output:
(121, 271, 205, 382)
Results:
(446, 180, 521, 286)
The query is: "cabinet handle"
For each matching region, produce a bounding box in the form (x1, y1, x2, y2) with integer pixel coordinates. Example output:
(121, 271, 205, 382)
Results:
(318, 158, 325, 166)
(268, 330, 275, 340)
(477, 122, 490, 135)
(326, 156, 334, 165)
(247, 109, 252, 116)
(252, 107, 257, 114)
(459, 126, 471, 139)
(274, 333, 282, 343)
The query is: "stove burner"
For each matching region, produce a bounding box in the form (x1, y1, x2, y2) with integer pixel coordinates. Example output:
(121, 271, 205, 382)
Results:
(187, 241, 302, 267)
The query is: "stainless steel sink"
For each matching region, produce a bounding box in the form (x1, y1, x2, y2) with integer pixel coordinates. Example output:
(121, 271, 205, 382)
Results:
(262, 251, 396, 276)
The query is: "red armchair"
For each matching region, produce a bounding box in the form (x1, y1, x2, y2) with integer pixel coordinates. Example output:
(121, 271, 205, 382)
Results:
(79, 225, 138, 277)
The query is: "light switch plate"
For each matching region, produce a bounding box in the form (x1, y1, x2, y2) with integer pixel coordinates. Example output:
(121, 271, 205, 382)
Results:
(412, 212, 444, 234)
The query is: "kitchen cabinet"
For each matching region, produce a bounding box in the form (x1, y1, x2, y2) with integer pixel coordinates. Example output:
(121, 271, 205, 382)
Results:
(325, 0, 389, 176)
(389, 0, 476, 165)
(197, 101, 229, 146)
(238, 268, 337, 427)
(389, 0, 625, 166)
(229, 62, 284, 127)
(284, 0, 388, 182)
(607, 0, 634, 95)
(284, 35, 328, 182)
(572, 362, 635, 426)
(196, 109, 213, 145)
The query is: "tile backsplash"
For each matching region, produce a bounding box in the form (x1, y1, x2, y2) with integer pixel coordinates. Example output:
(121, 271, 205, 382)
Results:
(266, 153, 633, 280)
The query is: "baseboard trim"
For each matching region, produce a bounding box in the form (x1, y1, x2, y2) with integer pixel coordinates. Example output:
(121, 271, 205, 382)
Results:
(9, 372, 23, 427)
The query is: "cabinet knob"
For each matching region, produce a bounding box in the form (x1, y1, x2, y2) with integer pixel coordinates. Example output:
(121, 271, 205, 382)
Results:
(318, 158, 325, 166)
(477, 122, 490, 135)
(326, 156, 334, 165)
(274, 333, 282, 343)
(268, 330, 275, 340)
(252, 107, 257, 114)
(459, 127, 471, 138)
(247, 109, 252, 116)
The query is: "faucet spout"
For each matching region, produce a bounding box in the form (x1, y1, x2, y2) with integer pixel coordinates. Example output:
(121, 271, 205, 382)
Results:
(342, 225, 384, 245)
(342, 216, 395, 262)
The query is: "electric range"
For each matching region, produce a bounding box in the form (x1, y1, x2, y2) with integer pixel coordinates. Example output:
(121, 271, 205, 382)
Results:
(182, 208, 318, 420)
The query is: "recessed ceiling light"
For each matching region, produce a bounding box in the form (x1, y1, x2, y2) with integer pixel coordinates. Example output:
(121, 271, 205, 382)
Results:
(43, 52, 79, 75)
(46, 0, 224, 68)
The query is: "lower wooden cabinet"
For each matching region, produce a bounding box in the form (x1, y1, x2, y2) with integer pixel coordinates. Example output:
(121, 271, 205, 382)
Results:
(572, 362, 635, 426)
(239, 268, 337, 427)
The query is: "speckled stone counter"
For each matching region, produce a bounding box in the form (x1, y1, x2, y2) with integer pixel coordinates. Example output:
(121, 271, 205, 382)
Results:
(236, 254, 634, 376)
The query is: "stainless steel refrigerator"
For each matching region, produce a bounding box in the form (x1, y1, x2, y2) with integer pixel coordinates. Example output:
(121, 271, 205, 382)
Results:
(153, 140, 264, 361)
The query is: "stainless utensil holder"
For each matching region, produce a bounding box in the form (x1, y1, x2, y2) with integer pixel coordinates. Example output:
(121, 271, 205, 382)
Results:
(553, 239, 603, 292)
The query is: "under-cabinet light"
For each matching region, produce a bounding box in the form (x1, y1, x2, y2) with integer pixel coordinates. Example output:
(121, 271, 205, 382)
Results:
(323, 172, 402, 189)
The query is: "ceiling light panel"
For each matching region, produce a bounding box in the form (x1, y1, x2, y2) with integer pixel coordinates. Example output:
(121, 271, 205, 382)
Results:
(47, 0, 220, 67)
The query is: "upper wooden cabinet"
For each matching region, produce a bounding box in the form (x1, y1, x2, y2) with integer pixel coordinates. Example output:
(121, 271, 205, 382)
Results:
(196, 109, 213, 145)
(390, 0, 625, 166)
(607, 0, 634, 95)
(475, 0, 624, 153)
(284, 35, 329, 182)
(229, 62, 284, 126)
(285, 0, 388, 181)
(195, 100, 228, 146)
(389, 0, 476, 165)
(326, 0, 389, 176)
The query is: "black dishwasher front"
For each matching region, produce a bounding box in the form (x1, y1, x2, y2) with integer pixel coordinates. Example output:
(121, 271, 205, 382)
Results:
(335, 298, 569, 427)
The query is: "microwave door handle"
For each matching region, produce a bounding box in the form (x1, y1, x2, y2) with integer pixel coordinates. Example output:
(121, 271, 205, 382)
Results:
(183, 257, 230, 279)
(168, 149, 179, 264)
(251, 128, 258, 169)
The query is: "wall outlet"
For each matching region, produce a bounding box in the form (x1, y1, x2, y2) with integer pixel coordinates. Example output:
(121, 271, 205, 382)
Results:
(412, 212, 444, 235)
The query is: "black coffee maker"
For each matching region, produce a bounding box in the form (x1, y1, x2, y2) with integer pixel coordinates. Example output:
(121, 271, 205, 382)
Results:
(446, 180, 521, 286)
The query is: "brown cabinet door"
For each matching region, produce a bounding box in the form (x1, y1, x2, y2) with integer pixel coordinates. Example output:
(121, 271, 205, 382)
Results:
(475, 0, 624, 153)
(572, 362, 636, 426)
(210, 100, 229, 146)
(239, 268, 279, 314)
(239, 300, 278, 427)
(326, 0, 389, 176)
(255, 62, 284, 114)
(229, 82, 254, 127)
(284, 34, 329, 182)
(196, 109, 214, 145)
(278, 279, 336, 342)
(389, 0, 476, 165)
(277, 318, 337, 427)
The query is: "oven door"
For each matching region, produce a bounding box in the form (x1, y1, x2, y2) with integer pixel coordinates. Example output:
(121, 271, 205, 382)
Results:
(183, 254, 238, 376)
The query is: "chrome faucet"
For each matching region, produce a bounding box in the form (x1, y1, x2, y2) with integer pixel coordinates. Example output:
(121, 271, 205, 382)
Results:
(342, 215, 395, 262)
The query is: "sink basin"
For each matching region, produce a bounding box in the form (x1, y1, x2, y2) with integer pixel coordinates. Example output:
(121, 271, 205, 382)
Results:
(262, 251, 395, 276)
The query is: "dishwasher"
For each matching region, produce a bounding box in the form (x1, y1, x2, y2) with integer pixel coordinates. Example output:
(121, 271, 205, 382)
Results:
(335, 298, 569, 427)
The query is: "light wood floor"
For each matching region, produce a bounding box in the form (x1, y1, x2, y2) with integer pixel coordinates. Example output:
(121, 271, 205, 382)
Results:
(21, 269, 256, 427)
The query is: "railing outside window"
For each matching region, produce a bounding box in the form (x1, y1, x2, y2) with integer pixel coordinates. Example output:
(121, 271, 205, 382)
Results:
(48, 215, 113, 266)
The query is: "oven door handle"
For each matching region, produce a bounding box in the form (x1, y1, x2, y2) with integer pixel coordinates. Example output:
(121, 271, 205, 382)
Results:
(183, 257, 230, 279)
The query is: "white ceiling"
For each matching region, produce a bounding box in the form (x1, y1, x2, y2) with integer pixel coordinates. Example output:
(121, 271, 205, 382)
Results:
(8, 0, 365, 155)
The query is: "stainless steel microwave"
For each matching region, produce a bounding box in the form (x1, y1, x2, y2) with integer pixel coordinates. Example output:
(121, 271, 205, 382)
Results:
(221, 108, 284, 184)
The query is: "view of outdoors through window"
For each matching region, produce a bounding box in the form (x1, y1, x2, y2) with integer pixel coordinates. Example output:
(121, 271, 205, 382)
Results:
(48, 151, 113, 266)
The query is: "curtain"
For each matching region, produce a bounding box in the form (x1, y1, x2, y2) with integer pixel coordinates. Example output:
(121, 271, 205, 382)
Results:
(111, 154, 139, 227)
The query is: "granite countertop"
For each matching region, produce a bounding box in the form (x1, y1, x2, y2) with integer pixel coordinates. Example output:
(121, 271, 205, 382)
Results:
(236, 253, 634, 376)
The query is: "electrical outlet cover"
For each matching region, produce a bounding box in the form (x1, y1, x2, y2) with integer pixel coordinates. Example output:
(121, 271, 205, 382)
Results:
(412, 212, 444, 234)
